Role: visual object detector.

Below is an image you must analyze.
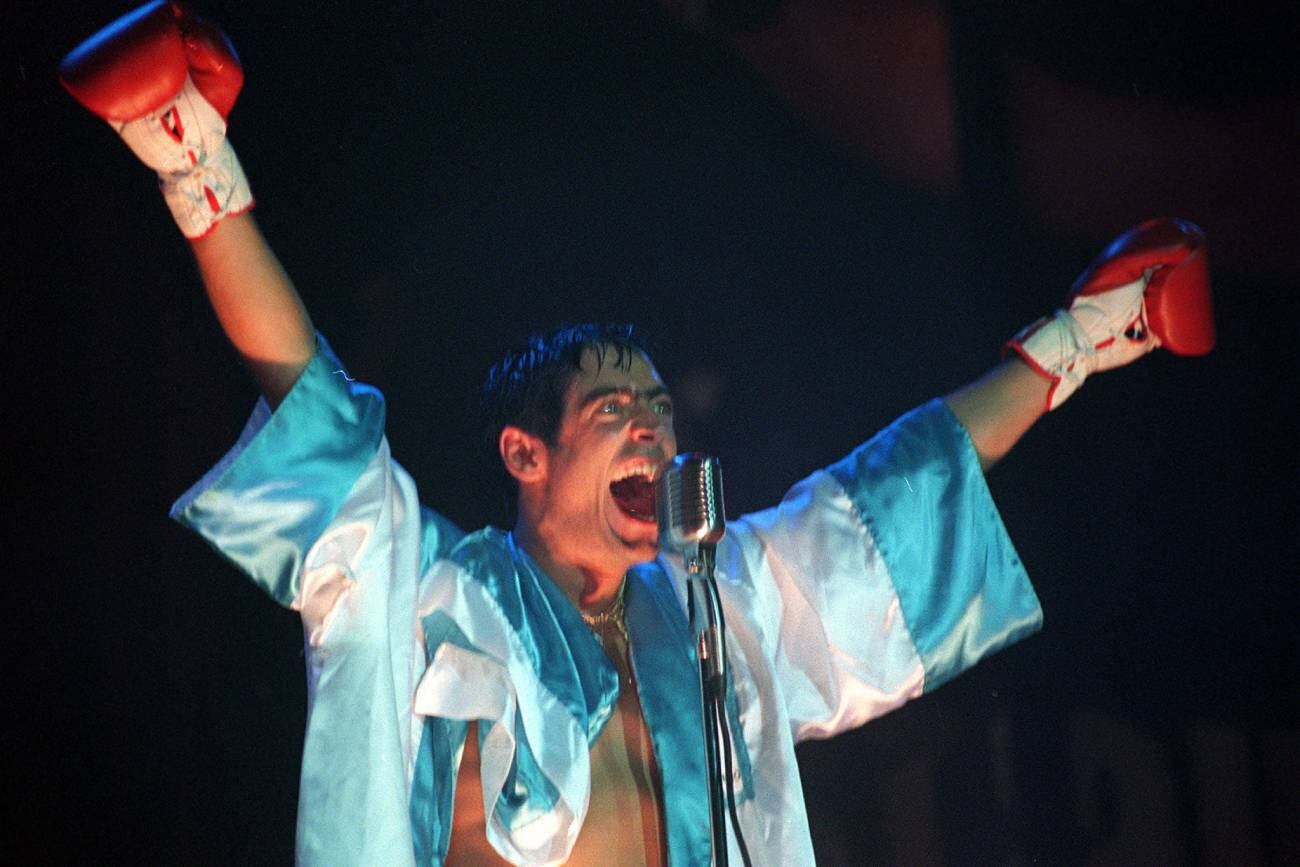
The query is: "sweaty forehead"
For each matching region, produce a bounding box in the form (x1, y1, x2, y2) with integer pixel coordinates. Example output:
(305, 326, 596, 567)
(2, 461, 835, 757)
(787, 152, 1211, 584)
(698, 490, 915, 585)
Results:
(567, 347, 667, 403)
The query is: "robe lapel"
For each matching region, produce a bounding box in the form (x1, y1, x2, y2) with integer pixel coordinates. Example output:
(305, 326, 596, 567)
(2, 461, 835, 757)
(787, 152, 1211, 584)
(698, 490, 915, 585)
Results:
(625, 561, 712, 866)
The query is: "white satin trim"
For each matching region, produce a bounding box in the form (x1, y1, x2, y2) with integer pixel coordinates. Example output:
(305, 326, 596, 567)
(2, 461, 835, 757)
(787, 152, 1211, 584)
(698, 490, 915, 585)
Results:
(414, 565, 591, 866)
(724, 469, 927, 742)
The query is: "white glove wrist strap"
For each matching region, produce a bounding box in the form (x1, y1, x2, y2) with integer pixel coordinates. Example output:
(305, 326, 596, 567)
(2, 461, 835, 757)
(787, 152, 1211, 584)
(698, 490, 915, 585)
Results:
(1010, 275, 1156, 411)
(160, 138, 253, 238)
(112, 76, 253, 238)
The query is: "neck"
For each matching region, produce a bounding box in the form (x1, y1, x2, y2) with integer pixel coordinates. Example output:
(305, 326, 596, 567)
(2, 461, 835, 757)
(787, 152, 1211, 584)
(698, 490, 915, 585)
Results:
(512, 521, 626, 611)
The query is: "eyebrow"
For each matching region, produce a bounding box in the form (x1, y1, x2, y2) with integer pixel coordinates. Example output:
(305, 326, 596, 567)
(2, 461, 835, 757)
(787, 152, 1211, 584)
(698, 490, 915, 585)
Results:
(578, 385, 672, 410)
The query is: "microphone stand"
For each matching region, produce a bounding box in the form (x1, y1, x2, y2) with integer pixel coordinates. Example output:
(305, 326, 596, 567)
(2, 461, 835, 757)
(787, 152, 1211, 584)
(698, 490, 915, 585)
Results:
(659, 453, 749, 866)
(684, 541, 730, 867)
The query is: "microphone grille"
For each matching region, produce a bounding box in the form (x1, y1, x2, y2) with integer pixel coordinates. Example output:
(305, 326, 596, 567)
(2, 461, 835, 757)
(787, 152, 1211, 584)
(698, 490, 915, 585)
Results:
(657, 453, 725, 549)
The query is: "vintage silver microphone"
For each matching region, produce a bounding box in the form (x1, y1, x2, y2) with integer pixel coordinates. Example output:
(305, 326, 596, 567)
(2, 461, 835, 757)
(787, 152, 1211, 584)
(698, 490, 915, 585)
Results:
(656, 452, 726, 575)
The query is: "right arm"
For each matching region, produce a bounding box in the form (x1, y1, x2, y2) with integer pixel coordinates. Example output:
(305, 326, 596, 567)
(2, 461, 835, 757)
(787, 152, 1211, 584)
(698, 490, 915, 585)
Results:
(190, 213, 315, 406)
(61, 1, 313, 406)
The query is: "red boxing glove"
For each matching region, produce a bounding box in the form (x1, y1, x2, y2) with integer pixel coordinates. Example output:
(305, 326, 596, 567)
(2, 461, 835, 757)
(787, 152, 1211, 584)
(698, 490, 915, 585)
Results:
(1074, 218, 1216, 357)
(1007, 218, 1216, 410)
(60, 1, 252, 238)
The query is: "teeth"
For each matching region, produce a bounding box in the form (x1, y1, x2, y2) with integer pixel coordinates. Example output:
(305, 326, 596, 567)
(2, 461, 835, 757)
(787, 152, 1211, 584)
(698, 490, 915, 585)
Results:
(612, 462, 658, 483)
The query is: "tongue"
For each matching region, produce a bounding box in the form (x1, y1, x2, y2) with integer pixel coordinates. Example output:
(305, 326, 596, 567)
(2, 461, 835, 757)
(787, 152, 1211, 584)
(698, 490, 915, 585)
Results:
(610, 476, 656, 521)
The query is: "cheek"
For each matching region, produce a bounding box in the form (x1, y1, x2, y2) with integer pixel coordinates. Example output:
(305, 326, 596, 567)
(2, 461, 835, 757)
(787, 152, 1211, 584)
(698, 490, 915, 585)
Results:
(664, 425, 679, 454)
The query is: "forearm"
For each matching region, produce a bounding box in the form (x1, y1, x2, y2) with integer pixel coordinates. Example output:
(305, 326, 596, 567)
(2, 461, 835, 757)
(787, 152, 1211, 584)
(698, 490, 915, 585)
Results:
(190, 213, 316, 406)
(943, 358, 1048, 472)
(61, 6, 315, 408)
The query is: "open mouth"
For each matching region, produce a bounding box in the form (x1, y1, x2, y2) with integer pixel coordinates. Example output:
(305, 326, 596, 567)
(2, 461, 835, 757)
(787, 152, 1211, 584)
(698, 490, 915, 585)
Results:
(610, 462, 658, 523)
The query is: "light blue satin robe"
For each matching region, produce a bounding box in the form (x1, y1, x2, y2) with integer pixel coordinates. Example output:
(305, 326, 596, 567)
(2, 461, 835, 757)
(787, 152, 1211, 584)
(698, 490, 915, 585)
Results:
(172, 337, 1041, 865)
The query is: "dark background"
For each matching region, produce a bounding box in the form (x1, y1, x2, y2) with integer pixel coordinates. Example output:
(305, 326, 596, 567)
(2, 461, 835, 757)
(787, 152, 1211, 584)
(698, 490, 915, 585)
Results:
(12, 1, 1298, 863)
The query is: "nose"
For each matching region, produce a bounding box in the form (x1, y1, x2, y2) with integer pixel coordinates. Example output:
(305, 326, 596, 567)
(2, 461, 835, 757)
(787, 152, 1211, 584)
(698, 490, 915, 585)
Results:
(631, 403, 669, 444)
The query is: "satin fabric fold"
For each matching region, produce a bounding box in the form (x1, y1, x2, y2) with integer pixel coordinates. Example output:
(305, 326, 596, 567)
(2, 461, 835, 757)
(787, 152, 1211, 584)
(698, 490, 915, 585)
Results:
(410, 529, 619, 864)
(624, 562, 714, 866)
(171, 335, 392, 607)
(826, 399, 1042, 690)
(172, 337, 465, 866)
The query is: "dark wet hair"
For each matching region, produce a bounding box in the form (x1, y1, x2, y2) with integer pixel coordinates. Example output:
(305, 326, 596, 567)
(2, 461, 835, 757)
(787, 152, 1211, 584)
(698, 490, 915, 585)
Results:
(481, 323, 657, 513)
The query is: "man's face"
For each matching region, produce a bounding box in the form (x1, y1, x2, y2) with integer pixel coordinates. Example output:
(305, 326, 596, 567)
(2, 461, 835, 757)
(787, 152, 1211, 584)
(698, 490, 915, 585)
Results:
(536, 347, 677, 571)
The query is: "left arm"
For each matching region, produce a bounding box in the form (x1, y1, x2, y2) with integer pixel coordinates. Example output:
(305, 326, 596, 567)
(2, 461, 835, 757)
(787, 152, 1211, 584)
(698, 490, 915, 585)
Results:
(944, 218, 1215, 472)
(943, 358, 1048, 472)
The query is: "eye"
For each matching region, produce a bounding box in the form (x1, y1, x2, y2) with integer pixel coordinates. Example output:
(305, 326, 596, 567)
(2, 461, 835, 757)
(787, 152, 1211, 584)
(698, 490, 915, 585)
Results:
(597, 400, 622, 415)
(652, 398, 673, 416)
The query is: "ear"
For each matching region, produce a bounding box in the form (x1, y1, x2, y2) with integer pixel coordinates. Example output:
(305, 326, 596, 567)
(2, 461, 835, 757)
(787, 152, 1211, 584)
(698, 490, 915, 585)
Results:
(498, 425, 547, 484)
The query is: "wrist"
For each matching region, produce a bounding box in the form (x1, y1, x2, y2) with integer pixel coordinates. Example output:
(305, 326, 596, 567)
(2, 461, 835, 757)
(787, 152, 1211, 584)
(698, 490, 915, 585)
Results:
(161, 137, 254, 239)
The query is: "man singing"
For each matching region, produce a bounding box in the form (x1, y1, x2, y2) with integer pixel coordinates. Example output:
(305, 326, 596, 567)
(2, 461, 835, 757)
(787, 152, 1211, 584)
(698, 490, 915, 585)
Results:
(61, 3, 1213, 864)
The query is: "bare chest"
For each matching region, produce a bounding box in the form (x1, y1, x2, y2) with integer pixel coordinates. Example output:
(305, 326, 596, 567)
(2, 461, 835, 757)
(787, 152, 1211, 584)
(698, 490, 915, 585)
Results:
(446, 630, 665, 865)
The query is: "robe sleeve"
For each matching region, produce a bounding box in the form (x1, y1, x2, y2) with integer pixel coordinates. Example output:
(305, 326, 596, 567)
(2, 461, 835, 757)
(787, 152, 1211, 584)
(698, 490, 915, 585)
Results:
(169, 334, 465, 866)
(721, 398, 1042, 742)
(170, 335, 388, 606)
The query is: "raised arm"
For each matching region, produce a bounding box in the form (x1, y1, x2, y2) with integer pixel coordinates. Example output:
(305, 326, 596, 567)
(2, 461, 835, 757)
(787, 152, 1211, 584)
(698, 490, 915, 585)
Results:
(944, 359, 1047, 472)
(189, 215, 315, 405)
(61, 1, 314, 406)
(944, 219, 1216, 471)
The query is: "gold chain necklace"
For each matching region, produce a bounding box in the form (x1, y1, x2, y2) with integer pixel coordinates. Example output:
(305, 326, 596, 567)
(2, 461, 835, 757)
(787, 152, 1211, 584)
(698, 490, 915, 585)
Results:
(580, 583, 629, 643)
